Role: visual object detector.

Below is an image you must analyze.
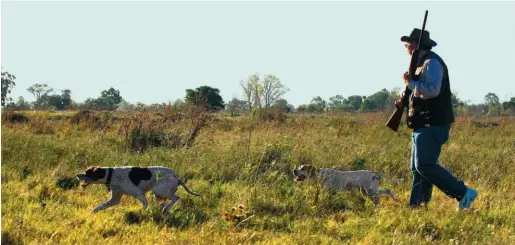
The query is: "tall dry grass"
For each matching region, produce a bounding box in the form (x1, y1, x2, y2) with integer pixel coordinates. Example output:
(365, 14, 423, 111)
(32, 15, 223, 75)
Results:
(2, 110, 514, 244)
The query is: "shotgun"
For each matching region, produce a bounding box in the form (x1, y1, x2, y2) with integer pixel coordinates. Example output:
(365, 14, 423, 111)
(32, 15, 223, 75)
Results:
(386, 10, 429, 132)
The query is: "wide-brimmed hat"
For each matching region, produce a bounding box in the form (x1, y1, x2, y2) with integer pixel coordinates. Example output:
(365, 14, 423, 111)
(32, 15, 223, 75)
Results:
(401, 28, 437, 47)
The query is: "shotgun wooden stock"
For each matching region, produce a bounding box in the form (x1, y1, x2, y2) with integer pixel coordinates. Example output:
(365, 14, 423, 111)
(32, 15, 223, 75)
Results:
(386, 90, 410, 131)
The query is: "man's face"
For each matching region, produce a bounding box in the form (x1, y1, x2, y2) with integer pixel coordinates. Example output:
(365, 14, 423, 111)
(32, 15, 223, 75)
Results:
(404, 41, 418, 56)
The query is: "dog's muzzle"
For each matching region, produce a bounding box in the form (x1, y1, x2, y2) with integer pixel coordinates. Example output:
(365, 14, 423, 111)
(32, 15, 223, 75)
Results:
(293, 170, 306, 182)
(76, 174, 93, 188)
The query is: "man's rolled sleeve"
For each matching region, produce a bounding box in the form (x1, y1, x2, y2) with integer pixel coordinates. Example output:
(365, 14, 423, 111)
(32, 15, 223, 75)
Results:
(407, 59, 444, 99)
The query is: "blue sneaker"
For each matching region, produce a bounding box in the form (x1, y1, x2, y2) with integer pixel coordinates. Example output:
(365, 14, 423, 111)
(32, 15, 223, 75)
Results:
(458, 188, 478, 210)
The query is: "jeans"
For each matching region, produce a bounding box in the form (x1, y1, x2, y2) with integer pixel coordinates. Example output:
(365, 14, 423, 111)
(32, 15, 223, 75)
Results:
(409, 124, 467, 207)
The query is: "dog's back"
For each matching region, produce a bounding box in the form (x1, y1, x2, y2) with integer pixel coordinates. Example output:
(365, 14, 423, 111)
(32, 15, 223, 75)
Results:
(319, 168, 378, 190)
(110, 166, 178, 192)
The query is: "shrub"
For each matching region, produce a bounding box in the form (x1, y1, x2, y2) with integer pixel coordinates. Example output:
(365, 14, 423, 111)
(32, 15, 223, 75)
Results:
(56, 177, 79, 190)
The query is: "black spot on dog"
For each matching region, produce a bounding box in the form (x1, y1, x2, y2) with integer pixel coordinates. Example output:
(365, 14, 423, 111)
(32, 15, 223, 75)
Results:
(85, 167, 106, 181)
(128, 167, 152, 186)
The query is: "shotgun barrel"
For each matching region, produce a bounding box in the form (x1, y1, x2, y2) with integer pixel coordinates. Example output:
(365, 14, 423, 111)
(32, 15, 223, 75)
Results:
(386, 10, 429, 132)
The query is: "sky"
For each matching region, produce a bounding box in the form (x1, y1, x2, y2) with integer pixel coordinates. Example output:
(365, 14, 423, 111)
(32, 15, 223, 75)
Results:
(2, 1, 515, 107)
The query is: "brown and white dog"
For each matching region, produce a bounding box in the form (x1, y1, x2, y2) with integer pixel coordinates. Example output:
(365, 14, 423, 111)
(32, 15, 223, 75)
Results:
(76, 166, 202, 213)
(293, 165, 402, 205)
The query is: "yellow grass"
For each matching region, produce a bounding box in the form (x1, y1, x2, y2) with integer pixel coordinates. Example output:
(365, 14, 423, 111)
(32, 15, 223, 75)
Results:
(2, 111, 515, 244)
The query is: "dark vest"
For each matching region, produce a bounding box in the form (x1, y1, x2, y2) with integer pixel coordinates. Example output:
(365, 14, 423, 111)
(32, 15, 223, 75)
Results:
(407, 51, 455, 129)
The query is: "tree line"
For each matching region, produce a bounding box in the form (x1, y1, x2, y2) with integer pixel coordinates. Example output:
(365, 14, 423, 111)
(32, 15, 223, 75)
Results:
(2, 68, 515, 116)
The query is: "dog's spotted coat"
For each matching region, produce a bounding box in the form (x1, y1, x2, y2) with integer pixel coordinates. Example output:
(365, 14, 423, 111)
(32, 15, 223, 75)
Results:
(77, 166, 201, 213)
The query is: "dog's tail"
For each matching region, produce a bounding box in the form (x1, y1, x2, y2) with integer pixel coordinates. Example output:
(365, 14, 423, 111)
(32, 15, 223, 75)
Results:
(376, 173, 403, 183)
(179, 180, 202, 197)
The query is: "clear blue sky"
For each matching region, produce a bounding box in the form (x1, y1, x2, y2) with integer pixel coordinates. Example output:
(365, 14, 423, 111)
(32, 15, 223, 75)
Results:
(2, 1, 514, 107)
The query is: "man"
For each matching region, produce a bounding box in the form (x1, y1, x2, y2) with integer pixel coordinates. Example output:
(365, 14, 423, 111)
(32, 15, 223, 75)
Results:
(400, 28, 477, 210)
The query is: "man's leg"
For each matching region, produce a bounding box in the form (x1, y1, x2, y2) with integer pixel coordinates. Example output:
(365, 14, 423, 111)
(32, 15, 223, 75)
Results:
(409, 134, 434, 207)
(413, 125, 467, 201)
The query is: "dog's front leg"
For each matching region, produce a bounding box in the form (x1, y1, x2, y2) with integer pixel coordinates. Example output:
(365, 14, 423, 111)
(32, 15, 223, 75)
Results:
(377, 189, 399, 202)
(91, 191, 123, 213)
(135, 194, 148, 210)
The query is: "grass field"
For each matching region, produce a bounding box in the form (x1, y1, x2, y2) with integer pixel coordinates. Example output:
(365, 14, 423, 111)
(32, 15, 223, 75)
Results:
(2, 110, 515, 244)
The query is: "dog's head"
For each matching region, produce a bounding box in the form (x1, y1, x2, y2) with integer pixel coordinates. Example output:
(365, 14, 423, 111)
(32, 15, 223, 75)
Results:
(76, 167, 107, 188)
(292, 164, 316, 182)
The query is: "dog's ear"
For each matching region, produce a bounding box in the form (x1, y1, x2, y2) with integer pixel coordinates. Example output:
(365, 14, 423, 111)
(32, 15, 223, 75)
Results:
(85, 166, 95, 175)
(93, 167, 106, 179)
(86, 166, 106, 180)
(304, 165, 315, 176)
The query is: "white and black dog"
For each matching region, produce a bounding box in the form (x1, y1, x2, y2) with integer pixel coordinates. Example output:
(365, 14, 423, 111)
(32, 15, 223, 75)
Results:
(76, 166, 201, 213)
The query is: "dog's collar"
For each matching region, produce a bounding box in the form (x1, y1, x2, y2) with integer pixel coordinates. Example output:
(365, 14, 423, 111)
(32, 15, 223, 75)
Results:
(314, 167, 322, 180)
(307, 167, 321, 181)
(105, 168, 113, 191)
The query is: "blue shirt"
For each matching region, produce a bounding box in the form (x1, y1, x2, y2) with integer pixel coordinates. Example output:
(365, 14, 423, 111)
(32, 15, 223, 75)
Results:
(407, 55, 444, 100)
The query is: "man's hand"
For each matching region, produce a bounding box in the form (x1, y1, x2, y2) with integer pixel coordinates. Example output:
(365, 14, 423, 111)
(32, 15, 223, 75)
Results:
(395, 97, 404, 109)
(403, 71, 412, 86)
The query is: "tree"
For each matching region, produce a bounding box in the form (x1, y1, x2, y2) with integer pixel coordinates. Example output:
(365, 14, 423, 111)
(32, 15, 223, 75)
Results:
(385, 88, 401, 111)
(27, 83, 53, 109)
(359, 89, 389, 112)
(451, 91, 465, 107)
(45, 89, 72, 110)
(297, 104, 309, 113)
(185, 86, 225, 111)
(484, 93, 501, 116)
(61, 89, 72, 108)
(346, 95, 363, 111)
(328, 95, 345, 111)
(82, 88, 122, 110)
(134, 102, 146, 111)
(171, 99, 185, 110)
(465, 103, 489, 116)
(240, 74, 261, 111)
(310, 96, 327, 113)
(262, 75, 289, 109)
(226, 97, 248, 115)
(502, 97, 515, 115)
(99, 87, 122, 110)
(359, 99, 376, 112)
(240, 73, 289, 111)
(15, 96, 31, 110)
(450, 90, 466, 115)
(337, 103, 355, 112)
(1, 68, 16, 107)
(83, 98, 101, 110)
(484, 93, 500, 106)
(240, 79, 255, 112)
(118, 99, 132, 111)
(272, 98, 294, 113)
(370, 89, 390, 111)
(46, 95, 65, 110)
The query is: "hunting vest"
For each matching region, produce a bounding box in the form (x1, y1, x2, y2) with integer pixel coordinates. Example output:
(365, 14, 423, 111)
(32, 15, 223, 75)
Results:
(407, 51, 455, 129)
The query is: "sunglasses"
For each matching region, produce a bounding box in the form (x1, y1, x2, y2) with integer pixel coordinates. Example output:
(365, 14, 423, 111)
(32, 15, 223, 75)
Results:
(404, 42, 417, 49)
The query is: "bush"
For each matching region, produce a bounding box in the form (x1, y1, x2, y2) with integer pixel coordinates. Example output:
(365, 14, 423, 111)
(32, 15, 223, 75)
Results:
(253, 108, 287, 122)
(352, 156, 366, 170)
(70, 110, 101, 128)
(124, 211, 141, 225)
(128, 126, 182, 152)
(56, 177, 79, 190)
(2, 112, 29, 124)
